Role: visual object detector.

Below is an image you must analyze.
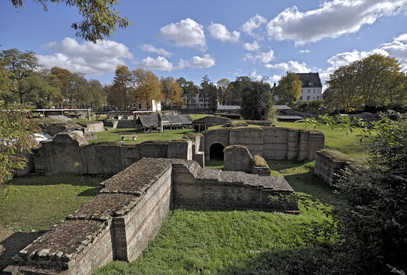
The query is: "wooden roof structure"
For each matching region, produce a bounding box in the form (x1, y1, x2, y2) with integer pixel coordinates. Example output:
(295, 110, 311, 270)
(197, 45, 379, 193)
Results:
(138, 114, 192, 131)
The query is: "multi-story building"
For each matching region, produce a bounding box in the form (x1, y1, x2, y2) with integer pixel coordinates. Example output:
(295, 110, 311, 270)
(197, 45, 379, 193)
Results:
(297, 73, 322, 102)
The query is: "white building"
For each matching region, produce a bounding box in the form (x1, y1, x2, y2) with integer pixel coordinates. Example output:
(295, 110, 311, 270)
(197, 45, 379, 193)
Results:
(131, 99, 161, 112)
(297, 73, 323, 102)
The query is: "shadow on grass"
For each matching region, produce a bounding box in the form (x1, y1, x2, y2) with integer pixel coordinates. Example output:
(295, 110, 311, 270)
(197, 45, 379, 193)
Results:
(0, 231, 45, 271)
(284, 172, 336, 205)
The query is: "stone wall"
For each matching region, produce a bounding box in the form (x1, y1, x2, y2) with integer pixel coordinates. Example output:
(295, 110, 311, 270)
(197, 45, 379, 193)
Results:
(80, 121, 105, 133)
(314, 150, 358, 186)
(204, 126, 324, 161)
(4, 158, 298, 274)
(32, 134, 195, 176)
(224, 145, 252, 172)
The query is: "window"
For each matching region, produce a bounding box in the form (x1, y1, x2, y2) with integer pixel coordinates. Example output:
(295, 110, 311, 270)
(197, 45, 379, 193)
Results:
(308, 89, 311, 93)
(307, 96, 310, 100)
(317, 96, 320, 99)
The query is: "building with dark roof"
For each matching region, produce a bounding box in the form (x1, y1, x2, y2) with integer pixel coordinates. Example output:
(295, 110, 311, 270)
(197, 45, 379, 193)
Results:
(296, 73, 322, 102)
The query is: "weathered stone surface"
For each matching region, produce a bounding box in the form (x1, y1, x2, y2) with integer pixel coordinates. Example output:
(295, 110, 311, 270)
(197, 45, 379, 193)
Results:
(4, 158, 298, 275)
(204, 126, 324, 161)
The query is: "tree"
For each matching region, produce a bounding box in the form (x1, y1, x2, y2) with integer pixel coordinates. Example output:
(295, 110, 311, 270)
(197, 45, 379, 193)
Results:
(217, 78, 230, 105)
(0, 58, 39, 184)
(305, 115, 407, 273)
(326, 54, 407, 112)
(227, 76, 251, 105)
(107, 65, 133, 109)
(161, 77, 183, 109)
(275, 72, 302, 104)
(85, 79, 105, 109)
(10, 0, 131, 42)
(200, 75, 218, 112)
(132, 68, 162, 110)
(177, 77, 198, 108)
(240, 81, 272, 120)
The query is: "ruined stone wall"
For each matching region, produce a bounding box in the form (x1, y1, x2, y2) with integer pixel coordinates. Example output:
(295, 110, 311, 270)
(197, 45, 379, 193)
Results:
(4, 158, 174, 275)
(314, 150, 358, 186)
(4, 158, 299, 274)
(172, 161, 298, 212)
(223, 145, 252, 172)
(32, 135, 192, 176)
(204, 127, 324, 162)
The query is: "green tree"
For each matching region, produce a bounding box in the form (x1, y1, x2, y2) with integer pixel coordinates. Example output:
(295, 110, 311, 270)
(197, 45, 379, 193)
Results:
(240, 81, 272, 120)
(86, 79, 105, 109)
(275, 72, 302, 104)
(326, 54, 407, 112)
(227, 76, 251, 105)
(161, 77, 183, 109)
(200, 75, 218, 112)
(177, 77, 198, 108)
(0, 58, 39, 184)
(10, 0, 131, 42)
(107, 65, 133, 109)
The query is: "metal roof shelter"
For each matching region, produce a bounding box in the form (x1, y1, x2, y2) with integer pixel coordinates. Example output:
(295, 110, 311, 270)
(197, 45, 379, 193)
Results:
(138, 114, 192, 131)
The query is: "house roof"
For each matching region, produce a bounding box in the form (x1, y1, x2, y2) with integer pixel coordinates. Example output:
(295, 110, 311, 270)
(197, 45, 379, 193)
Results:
(296, 73, 322, 88)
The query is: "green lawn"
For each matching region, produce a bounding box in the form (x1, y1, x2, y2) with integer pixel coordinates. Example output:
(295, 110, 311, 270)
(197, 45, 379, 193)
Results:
(0, 175, 104, 232)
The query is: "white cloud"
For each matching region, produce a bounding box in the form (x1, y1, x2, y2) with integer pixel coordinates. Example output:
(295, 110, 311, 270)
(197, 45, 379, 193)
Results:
(267, 0, 407, 45)
(265, 60, 311, 72)
(242, 14, 267, 38)
(140, 44, 172, 57)
(379, 33, 407, 68)
(298, 49, 310, 54)
(243, 41, 260, 52)
(245, 49, 275, 64)
(157, 18, 207, 51)
(178, 54, 216, 69)
(38, 37, 133, 76)
(209, 23, 240, 43)
(139, 56, 173, 71)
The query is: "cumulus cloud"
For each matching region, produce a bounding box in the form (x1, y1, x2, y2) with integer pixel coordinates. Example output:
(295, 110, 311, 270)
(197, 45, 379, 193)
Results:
(379, 33, 407, 68)
(140, 44, 172, 57)
(267, 0, 407, 45)
(265, 60, 311, 72)
(157, 18, 207, 50)
(242, 14, 267, 38)
(178, 54, 215, 69)
(208, 23, 240, 43)
(139, 56, 173, 71)
(244, 49, 275, 65)
(243, 41, 260, 52)
(38, 37, 133, 76)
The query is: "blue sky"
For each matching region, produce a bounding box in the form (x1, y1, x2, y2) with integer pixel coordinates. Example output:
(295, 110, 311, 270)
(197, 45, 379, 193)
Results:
(1, 0, 407, 88)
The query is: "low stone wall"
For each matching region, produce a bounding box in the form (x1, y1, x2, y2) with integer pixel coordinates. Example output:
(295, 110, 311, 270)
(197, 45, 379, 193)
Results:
(172, 161, 297, 212)
(204, 126, 324, 161)
(4, 158, 298, 274)
(32, 134, 197, 176)
(314, 149, 358, 186)
(80, 121, 105, 133)
(223, 145, 271, 176)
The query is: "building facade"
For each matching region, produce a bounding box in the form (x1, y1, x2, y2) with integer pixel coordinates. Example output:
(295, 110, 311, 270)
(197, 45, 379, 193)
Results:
(297, 73, 322, 102)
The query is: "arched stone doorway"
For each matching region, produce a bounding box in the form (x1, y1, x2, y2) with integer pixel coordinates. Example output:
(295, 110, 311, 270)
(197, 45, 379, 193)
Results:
(210, 143, 224, 161)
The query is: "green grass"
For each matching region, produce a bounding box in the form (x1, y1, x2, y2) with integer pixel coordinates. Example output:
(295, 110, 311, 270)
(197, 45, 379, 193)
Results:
(275, 121, 372, 160)
(0, 175, 104, 231)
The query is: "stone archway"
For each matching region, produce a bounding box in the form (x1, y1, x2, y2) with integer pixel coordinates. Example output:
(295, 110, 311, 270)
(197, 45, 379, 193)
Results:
(209, 143, 224, 161)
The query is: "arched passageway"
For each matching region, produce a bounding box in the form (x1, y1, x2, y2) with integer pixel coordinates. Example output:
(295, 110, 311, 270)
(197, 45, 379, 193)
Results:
(209, 143, 224, 161)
